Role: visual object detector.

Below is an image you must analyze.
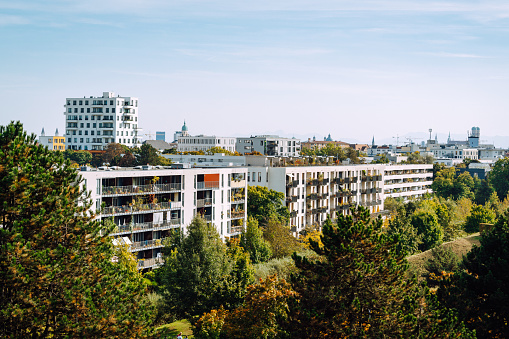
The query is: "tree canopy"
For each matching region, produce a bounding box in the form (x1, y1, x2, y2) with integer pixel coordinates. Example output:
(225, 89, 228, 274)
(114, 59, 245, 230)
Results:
(247, 185, 289, 226)
(489, 157, 509, 200)
(0, 121, 154, 338)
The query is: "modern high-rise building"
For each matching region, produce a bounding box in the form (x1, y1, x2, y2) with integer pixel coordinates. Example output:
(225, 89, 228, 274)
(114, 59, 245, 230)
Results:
(236, 135, 301, 157)
(64, 92, 142, 150)
(156, 131, 166, 141)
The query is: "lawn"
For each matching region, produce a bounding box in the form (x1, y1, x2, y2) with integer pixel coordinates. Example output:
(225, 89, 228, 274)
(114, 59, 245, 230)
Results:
(156, 319, 193, 338)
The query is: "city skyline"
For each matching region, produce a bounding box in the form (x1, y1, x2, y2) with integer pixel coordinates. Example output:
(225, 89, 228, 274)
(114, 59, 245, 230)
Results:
(2, 0, 509, 146)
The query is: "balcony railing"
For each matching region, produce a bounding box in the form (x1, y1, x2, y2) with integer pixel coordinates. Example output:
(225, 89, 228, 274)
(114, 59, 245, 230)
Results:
(131, 237, 168, 251)
(137, 257, 163, 269)
(231, 211, 245, 219)
(111, 219, 181, 235)
(230, 180, 246, 188)
(197, 181, 220, 190)
(230, 225, 244, 234)
(102, 201, 182, 216)
(102, 183, 182, 196)
(231, 198, 246, 204)
(197, 198, 213, 208)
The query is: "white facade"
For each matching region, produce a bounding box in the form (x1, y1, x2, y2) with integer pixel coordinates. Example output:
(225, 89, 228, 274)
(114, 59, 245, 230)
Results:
(163, 153, 246, 167)
(80, 166, 247, 269)
(177, 135, 236, 153)
(236, 135, 301, 156)
(64, 92, 142, 150)
(246, 162, 433, 233)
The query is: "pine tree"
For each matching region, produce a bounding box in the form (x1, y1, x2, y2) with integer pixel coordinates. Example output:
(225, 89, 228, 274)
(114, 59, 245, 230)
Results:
(288, 206, 473, 338)
(0, 121, 154, 338)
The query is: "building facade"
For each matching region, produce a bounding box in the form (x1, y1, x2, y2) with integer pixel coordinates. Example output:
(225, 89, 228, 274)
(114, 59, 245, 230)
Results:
(245, 160, 433, 233)
(64, 92, 142, 151)
(39, 128, 65, 151)
(177, 135, 237, 153)
(236, 135, 301, 156)
(81, 166, 247, 270)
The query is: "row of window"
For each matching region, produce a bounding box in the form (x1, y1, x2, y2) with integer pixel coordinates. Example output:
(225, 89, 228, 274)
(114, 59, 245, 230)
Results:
(67, 137, 138, 144)
(67, 99, 138, 107)
(67, 115, 116, 121)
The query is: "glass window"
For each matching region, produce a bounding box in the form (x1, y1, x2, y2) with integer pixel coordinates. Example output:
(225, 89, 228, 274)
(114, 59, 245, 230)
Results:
(73, 100, 76, 105)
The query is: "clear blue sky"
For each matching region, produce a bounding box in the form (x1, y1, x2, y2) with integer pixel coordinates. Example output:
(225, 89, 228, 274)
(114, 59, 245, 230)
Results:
(1, 1, 509, 145)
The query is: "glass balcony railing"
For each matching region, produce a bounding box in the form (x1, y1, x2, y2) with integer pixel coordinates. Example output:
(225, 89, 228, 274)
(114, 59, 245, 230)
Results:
(102, 201, 182, 216)
(102, 183, 181, 195)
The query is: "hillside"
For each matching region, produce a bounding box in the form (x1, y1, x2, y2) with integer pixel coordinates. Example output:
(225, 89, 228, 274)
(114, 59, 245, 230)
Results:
(407, 233, 482, 279)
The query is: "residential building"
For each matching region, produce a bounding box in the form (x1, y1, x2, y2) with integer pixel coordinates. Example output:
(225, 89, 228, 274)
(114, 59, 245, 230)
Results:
(301, 138, 349, 152)
(64, 91, 142, 151)
(245, 157, 433, 233)
(236, 135, 300, 156)
(80, 166, 247, 270)
(38, 128, 65, 151)
(162, 153, 247, 167)
(177, 135, 236, 153)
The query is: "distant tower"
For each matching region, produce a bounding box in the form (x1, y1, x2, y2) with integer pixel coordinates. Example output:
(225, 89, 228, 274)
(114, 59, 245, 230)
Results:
(55, 128, 59, 136)
(468, 126, 480, 148)
(372, 136, 375, 147)
(447, 132, 451, 144)
(435, 134, 438, 143)
(40, 128, 45, 136)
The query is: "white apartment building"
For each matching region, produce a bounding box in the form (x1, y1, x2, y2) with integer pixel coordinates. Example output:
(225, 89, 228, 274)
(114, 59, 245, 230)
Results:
(38, 128, 65, 151)
(80, 166, 247, 270)
(64, 92, 142, 151)
(162, 153, 247, 167)
(245, 159, 433, 233)
(236, 135, 301, 157)
(177, 135, 236, 153)
(431, 146, 478, 160)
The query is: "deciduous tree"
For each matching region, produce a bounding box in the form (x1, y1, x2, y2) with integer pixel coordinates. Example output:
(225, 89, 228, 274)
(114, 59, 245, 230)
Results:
(247, 185, 289, 226)
(240, 217, 272, 264)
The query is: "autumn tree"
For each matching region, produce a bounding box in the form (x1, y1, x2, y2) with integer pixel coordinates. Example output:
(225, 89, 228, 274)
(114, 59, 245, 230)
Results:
(489, 157, 509, 199)
(263, 218, 301, 259)
(288, 206, 473, 338)
(463, 204, 496, 233)
(137, 143, 161, 165)
(0, 122, 154, 338)
(247, 185, 289, 226)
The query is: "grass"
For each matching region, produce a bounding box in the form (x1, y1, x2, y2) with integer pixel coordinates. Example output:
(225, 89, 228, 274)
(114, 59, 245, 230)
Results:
(407, 233, 481, 280)
(156, 319, 193, 338)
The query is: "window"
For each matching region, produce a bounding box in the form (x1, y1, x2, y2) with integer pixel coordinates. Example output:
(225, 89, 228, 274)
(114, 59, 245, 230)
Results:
(86, 123, 90, 128)
(78, 131, 82, 135)
(80, 138, 83, 143)
(258, 172, 261, 182)
(87, 108, 90, 113)
(110, 100, 113, 105)
(91, 116, 95, 120)
(112, 108, 115, 113)
(74, 138, 77, 143)
(85, 131, 88, 135)
(85, 100, 88, 105)
(117, 116, 119, 121)
(73, 100, 76, 105)
(91, 131, 94, 135)
(80, 123, 84, 128)
(67, 138, 71, 143)
(67, 108, 72, 113)
(79, 100, 82, 105)
(106, 108, 109, 113)
(93, 123, 96, 128)
(86, 138, 89, 143)
(116, 131, 119, 136)
(74, 108, 78, 113)
(80, 108, 84, 113)
(72, 130, 76, 135)
(67, 100, 70, 105)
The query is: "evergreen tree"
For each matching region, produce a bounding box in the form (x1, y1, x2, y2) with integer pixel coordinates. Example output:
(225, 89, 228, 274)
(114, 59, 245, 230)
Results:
(158, 216, 254, 319)
(0, 122, 154, 338)
(411, 209, 443, 251)
(437, 209, 509, 337)
(288, 206, 472, 338)
(387, 215, 422, 256)
(240, 217, 272, 264)
(137, 143, 161, 165)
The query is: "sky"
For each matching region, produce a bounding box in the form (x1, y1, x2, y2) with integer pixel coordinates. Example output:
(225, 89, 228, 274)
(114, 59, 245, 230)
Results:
(1, 0, 509, 146)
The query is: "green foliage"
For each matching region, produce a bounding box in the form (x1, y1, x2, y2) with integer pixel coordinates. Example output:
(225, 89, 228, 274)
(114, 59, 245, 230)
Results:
(263, 218, 301, 258)
(158, 216, 254, 319)
(289, 206, 472, 337)
(137, 143, 161, 165)
(387, 215, 422, 256)
(205, 146, 239, 156)
(437, 209, 509, 337)
(240, 217, 272, 264)
(425, 246, 460, 285)
(411, 209, 443, 251)
(0, 121, 155, 338)
(63, 149, 92, 165)
(403, 151, 434, 164)
(372, 153, 390, 163)
(464, 204, 496, 233)
(247, 185, 290, 225)
(489, 157, 509, 200)
(432, 167, 475, 200)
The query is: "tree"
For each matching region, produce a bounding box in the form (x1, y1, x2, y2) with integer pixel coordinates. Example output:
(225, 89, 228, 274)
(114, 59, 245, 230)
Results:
(463, 204, 496, 233)
(63, 149, 92, 165)
(158, 216, 254, 319)
(263, 219, 301, 259)
(240, 217, 272, 264)
(432, 167, 474, 200)
(289, 206, 472, 338)
(206, 147, 239, 156)
(0, 122, 154, 338)
(194, 275, 297, 339)
(411, 209, 443, 251)
(118, 149, 136, 167)
(247, 186, 289, 226)
(101, 142, 131, 166)
(137, 143, 161, 165)
(489, 157, 509, 200)
(387, 215, 422, 256)
(425, 246, 460, 286)
(437, 210, 509, 337)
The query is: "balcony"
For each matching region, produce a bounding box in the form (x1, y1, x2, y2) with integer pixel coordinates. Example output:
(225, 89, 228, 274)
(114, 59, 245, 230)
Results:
(197, 181, 220, 190)
(231, 211, 245, 219)
(290, 211, 297, 217)
(286, 195, 298, 203)
(101, 201, 182, 217)
(306, 193, 318, 200)
(231, 197, 246, 205)
(102, 183, 182, 196)
(230, 179, 246, 188)
(230, 225, 244, 235)
(131, 237, 167, 252)
(137, 257, 163, 269)
(319, 178, 329, 185)
(197, 198, 213, 208)
(111, 218, 181, 236)
(306, 179, 319, 186)
(286, 181, 299, 188)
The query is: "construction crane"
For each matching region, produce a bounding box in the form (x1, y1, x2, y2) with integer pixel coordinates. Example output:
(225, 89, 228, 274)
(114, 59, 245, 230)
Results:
(144, 131, 155, 140)
(405, 136, 423, 145)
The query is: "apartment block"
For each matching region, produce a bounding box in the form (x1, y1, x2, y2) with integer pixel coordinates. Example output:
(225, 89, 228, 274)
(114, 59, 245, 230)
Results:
(245, 160, 433, 232)
(39, 128, 65, 151)
(177, 135, 237, 153)
(64, 91, 142, 151)
(236, 135, 301, 157)
(80, 166, 247, 270)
